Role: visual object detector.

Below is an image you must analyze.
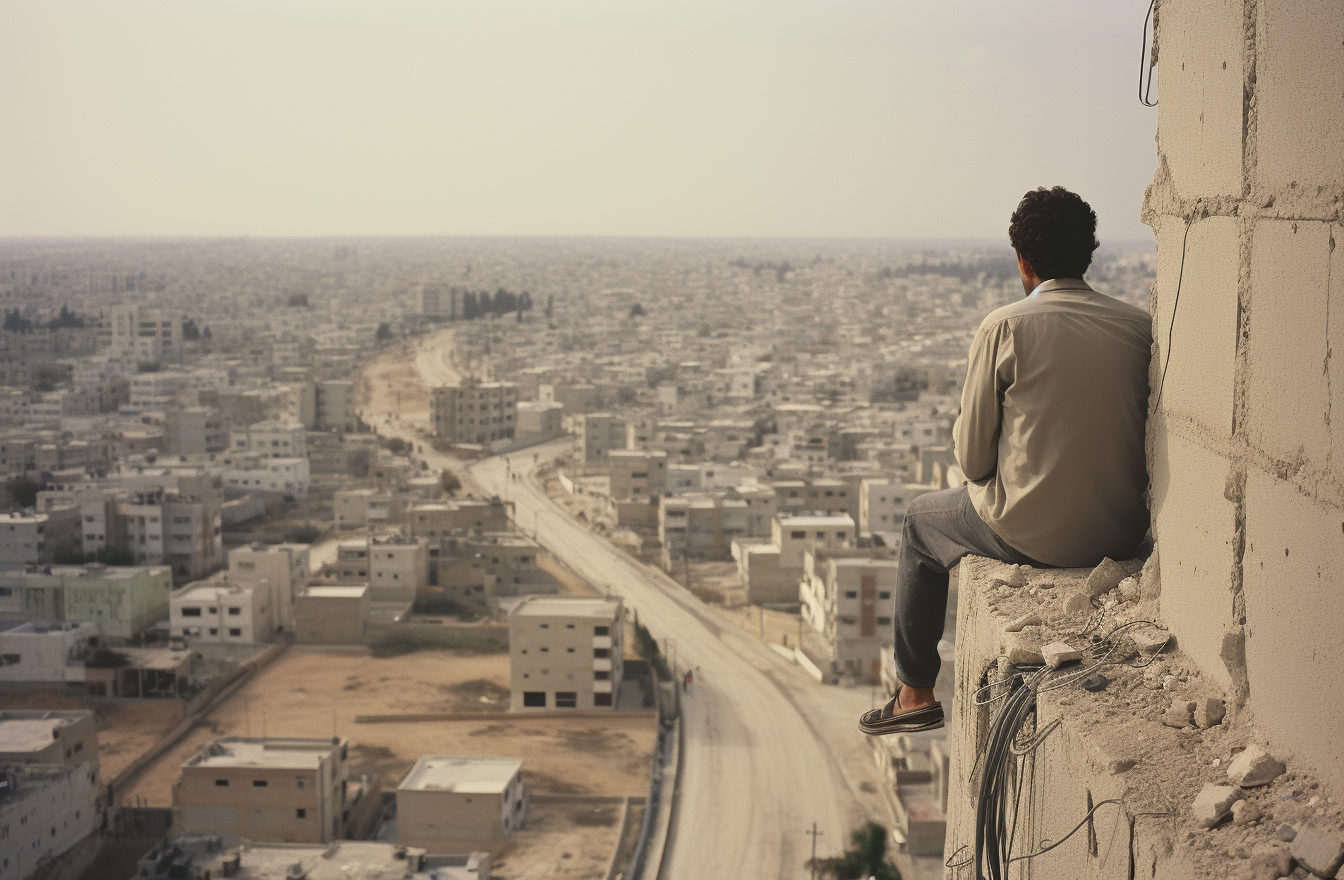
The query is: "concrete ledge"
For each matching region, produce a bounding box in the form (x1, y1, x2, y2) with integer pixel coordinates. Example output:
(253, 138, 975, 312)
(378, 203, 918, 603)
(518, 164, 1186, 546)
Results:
(944, 556, 1292, 879)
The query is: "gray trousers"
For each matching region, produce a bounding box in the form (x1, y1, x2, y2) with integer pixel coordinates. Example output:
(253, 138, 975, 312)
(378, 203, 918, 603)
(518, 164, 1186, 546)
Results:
(893, 487, 1040, 690)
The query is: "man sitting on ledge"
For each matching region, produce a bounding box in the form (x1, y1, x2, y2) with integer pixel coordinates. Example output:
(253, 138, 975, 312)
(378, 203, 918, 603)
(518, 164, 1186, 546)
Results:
(860, 186, 1152, 736)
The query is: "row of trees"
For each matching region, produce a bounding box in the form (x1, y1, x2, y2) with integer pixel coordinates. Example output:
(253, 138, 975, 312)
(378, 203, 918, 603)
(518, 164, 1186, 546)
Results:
(460, 288, 534, 321)
(3, 305, 87, 333)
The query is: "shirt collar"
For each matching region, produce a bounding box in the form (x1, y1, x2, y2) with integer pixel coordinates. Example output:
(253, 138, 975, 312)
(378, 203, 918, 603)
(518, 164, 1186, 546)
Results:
(1028, 277, 1094, 298)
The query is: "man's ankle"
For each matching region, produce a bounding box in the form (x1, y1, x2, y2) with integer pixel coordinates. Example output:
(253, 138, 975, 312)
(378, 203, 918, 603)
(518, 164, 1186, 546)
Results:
(900, 685, 937, 708)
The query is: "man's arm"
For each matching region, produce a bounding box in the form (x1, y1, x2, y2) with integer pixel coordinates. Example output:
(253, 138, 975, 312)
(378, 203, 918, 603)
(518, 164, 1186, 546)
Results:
(952, 318, 1013, 482)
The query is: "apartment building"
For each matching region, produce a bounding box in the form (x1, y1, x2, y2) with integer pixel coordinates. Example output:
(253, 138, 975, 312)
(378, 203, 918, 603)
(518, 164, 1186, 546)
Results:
(228, 543, 310, 632)
(106, 304, 183, 364)
(738, 513, 857, 604)
(406, 499, 513, 538)
(333, 488, 404, 530)
(0, 764, 99, 880)
(432, 534, 546, 600)
(799, 551, 898, 682)
(366, 536, 429, 603)
(509, 596, 624, 711)
(293, 586, 367, 645)
(0, 710, 100, 778)
(515, 401, 564, 443)
(0, 621, 101, 685)
(0, 508, 80, 571)
(606, 449, 667, 502)
(116, 491, 223, 579)
(173, 737, 350, 843)
(858, 478, 936, 536)
(430, 382, 518, 444)
(229, 421, 308, 459)
(170, 582, 273, 644)
(397, 756, 527, 853)
(0, 565, 173, 639)
(579, 413, 626, 468)
(162, 408, 228, 455)
(297, 380, 359, 432)
(220, 456, 310, 499)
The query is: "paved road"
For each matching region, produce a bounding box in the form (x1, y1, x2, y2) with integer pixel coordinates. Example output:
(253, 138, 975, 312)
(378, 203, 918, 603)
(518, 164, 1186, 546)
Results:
(365, 331, 886, 879)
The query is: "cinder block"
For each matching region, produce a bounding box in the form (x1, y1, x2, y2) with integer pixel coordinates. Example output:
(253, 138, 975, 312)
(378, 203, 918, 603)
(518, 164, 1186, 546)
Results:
(1246, 220, 1332, 468)
(1242, 471, 1344, 795)
(1156, 0, 1246, 198)
(1255, 0, 1344, 192)
(1150, 432, 1236, 694)
(1153, 215, 1239, 436)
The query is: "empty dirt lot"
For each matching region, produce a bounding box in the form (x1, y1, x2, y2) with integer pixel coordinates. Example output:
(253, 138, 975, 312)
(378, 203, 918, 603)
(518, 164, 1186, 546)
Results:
(114, 646, 657, 807)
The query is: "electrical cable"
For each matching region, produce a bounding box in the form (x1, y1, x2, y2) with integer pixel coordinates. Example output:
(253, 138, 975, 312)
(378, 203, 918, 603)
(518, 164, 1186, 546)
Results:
(1139, 0, 1159, 107)
(1152, 216, 1193, 411)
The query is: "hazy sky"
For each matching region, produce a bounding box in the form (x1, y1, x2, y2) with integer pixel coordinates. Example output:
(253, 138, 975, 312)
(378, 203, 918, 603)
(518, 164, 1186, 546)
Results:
(1, 1, 1159, 241)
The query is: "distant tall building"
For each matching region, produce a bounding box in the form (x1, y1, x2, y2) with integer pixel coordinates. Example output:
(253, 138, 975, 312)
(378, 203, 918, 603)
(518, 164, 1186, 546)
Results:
(430, 382, 517, 444)
(105, 305, 183, 364)
(580, 413, 627, 468)
(298, 380, 359, 432)
(419, 285, 458, 320)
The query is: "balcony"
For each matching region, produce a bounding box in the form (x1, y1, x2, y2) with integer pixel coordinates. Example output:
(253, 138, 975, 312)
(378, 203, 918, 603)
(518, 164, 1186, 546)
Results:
(592, 635, 612, 650)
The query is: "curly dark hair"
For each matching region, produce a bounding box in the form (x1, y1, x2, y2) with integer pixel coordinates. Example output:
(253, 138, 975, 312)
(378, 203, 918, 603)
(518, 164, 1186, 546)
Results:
(1008, 187, 1099, 280)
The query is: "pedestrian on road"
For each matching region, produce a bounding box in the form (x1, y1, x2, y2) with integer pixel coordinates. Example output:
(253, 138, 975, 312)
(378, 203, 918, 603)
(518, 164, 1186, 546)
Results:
(860, 188, 1151, 737)
(684, 670, 693, 691)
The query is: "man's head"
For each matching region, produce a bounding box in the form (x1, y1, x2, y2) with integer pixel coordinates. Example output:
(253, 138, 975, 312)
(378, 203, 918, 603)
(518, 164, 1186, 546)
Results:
(1008, 186, 1099, 286)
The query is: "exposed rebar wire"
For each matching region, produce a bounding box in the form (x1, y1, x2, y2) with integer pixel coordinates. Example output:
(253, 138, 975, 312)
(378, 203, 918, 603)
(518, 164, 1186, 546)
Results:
(1139, 0, 1159, 106)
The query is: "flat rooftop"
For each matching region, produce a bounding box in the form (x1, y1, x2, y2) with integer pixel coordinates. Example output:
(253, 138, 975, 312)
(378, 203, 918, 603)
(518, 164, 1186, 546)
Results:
(0, 713, 89, 752)
(302, 586, 367, 599)
(183, 738, 339, 771)
(399, 756, 522, 793)
(777, 515, 855, 527)
(511, 596, 621, 619)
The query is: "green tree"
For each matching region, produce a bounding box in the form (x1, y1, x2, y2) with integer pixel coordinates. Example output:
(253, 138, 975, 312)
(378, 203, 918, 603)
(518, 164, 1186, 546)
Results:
(629, 303, 646, 318)
(440, 470, 462, 495)
(3, 309, 32, 333)
(809, 822, 900, 880)
(286, 293, 310, 307)
(182, 318, 201, 340)
(375, 322, 393, 341)
(6, 475, 48, 508)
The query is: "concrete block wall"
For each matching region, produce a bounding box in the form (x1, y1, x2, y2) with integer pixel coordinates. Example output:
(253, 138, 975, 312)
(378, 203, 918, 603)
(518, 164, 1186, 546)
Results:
(1145, 0, 1344, 793)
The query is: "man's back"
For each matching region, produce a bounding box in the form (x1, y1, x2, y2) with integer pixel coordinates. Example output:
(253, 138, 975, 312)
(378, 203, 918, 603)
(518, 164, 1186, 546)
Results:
(953, 278, 1151, 567)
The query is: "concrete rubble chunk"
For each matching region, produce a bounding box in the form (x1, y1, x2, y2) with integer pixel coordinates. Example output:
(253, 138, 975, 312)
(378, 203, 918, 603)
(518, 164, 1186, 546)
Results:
(1194, 696, 1226, 729)
(1139, 549, 1160, 601)
(1117, 576, 1140, 602)
(1085, 557, 1130, 597)
(1003, 612, 1042, 633)
(1231, 800, 1262, 825)
(1131, 628, 1172, 654)
(1005, 635, 1044, 667)
(1162, 700, 1194, 728)
(1227, 744, 1287, 788)
(1192, 784, 1242, 828)
(1064, 591, 1093, 615)
(1004, 564, 1027, 588)
(1291, 823, 1344, 878)
(1041, 641, 1082, 668)
(1248, 841, 1291, 879)
(1274, 823, 1297, 842)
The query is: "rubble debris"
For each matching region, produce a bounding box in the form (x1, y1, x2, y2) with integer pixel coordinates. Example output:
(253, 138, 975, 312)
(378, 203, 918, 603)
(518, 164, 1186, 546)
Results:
(1117, 576, 1140, 602)
(1108, 756, 1136, 774)
(1249, 841, 1292, 879)
(1081, 674, 1110, 693)
(1085, 557, 1130, 597)
(1131, 628, 1171, 654)
(1064, 591, 1093, 615)
(1003, 612, 1042, 633)
(1194, 696, 1226, 729)
(1042, 641, 1082, 668)
(1192, 783, 1242, 828)
(1290, 823, 1344, 877)
(1274, 823, 1298, 842)
(1139, 549, 1161, 601)
(1232, 800, 1263, 825)
(1163, 699, 1194, 728)
(1005, 636, 1044, 666)
(1227, 744, 1287, 788)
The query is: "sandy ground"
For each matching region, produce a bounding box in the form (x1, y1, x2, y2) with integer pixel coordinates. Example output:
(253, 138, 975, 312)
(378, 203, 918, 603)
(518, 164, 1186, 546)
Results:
(0, 689, 186, 784)
(114, 647, 657, 808)
(492, 798, 636, 880)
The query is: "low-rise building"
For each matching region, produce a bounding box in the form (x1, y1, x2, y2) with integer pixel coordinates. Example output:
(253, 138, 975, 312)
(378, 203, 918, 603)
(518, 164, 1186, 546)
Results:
(163, 408, 228, 455)
(799, 551, 898, 682)
(228, 421, 308, 459)
(397, 756, 528, 854)
(293, 585, 368, 645)
(0, 621, 100, 685)
(0, 709, 100, 777)
(406, 499, 513, 538)
(579, 413, 626, 469)
(366, 536, 429, 603)
(173, 737, 352, 843)
(515, 400, 564, 443)
(858, 478, 936, 537)
(333, 488, 404, 530)
(115, 490, 223, 581)
(606, 449, 667, 502)
(0, 763, 99, 879)
(509, 596, 624, 711)
(430, 382, 518, 445)
(0, 508, 80, 571)
(170, 581, 273, 645)
(221, 456, 310, 500)
(228, 543, 310, 632)
(0, 565, 173, 640)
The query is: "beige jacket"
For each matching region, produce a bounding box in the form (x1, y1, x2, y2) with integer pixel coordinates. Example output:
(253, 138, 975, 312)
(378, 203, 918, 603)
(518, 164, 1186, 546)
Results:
(953, 278, 1152, 567)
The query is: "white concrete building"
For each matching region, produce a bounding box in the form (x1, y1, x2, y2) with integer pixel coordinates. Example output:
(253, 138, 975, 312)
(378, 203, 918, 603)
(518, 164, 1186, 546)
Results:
(229, 421, 308, 459)
(0, 621, 101, 684)
(0, 709, 100, 777)
(221, 456, 310, 499)
(0, 763, 99, 879)
(858, 479, 936, 537)
(229, 543, 310, 632)
(366, 536, 429, 603)
(606, 449, 667, 501)
(509, 596, 624, 711)
(170, 581, 272, 645)
(799, 552, 897, 682)
(293, 585, 367, 645)
(116, 491, 223, 580)
(430, 382, 518, 444)
(397, 756, 528, 854)
(0, 508, 80, 571)
(579, 413, 627, 468)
